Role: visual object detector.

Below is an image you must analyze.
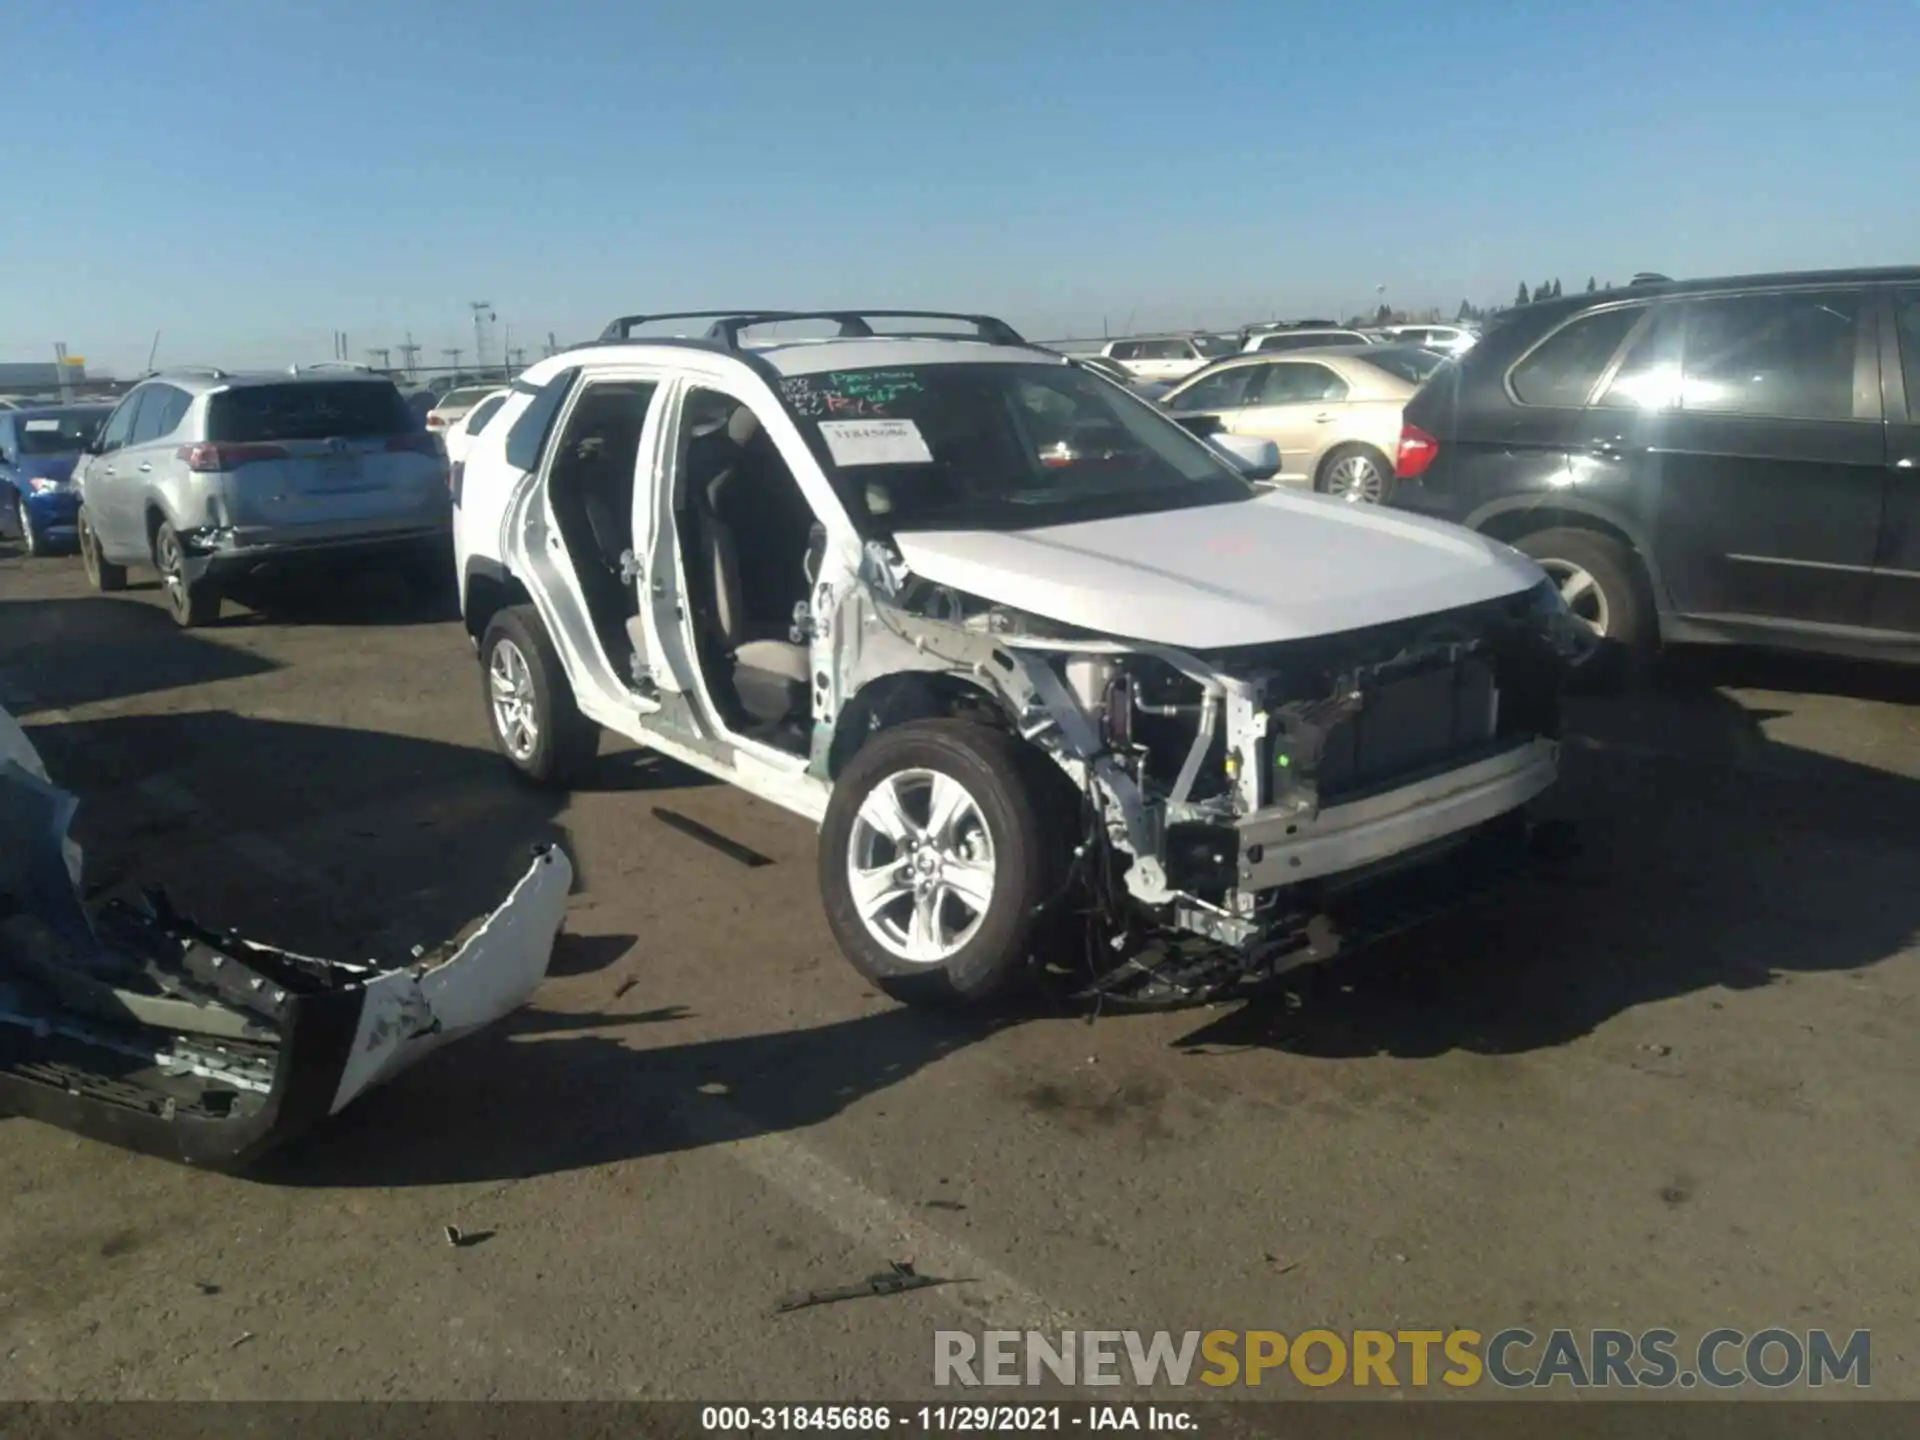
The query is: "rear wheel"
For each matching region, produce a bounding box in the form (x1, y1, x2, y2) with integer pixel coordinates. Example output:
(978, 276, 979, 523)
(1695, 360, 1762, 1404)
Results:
(480, 604, 600, 786)
(1513, 526, 1654, 685)
(153, 521, 220, 627)
(819, 720, 1066, 1008)
(1315, 443, 1392, 504)
(78, 508, 128, 592)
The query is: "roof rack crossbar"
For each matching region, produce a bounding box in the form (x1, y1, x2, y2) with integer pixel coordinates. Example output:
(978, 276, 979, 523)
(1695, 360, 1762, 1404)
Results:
(148, 365, 229, 380)
(598, 311, 786, 341)
(709, 310, 1026, 349)
(599, 309, 1027, 350)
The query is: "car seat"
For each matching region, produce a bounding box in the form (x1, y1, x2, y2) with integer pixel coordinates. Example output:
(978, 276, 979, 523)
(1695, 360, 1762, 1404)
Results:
(693, 406, 810, 726)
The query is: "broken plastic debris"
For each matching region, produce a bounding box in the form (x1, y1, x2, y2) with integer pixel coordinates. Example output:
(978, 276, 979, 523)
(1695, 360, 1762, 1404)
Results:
(0, 702, 573, 1169)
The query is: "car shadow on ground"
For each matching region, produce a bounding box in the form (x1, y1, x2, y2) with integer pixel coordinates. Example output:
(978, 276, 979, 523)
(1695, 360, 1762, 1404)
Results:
(255, 1002, 1010, 1189)
(212, 566, 462, 628)
(1174, 653, 1920, 1059)
(0, 596, 282, 714)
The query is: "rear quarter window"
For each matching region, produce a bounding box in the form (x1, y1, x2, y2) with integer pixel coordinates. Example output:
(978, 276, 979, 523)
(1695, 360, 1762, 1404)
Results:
(464, 394, 509, 434)
(1508, 306, 1643, 407)
(208, 381, 413, 442)
(503, 370, 579, 472)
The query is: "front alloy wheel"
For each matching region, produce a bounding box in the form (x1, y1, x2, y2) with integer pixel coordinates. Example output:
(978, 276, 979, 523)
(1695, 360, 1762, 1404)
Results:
(1534, 557, 1610, 639)
(818, 719, 1069, 1007)
(846, 768, 997, 964)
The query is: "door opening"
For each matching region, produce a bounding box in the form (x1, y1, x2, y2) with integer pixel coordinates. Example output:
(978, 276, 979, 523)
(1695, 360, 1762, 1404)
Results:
(671, 387, 824, 758)
(546, 380, 656, 687)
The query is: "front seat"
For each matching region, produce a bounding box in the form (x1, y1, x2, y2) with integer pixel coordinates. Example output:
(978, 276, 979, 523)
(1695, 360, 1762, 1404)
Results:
(697, 406, 810, 726)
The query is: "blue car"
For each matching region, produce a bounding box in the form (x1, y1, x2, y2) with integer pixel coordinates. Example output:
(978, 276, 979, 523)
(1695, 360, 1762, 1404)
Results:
(0, 404, 112, 555)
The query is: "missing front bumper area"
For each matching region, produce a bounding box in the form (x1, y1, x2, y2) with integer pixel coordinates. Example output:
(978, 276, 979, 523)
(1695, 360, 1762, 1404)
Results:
(0, 718, 570, 1169)
(1073, 812, 1573, 1010)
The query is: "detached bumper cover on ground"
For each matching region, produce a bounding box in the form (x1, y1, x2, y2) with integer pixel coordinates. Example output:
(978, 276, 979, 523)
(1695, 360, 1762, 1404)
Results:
(0, 703, 570, 1168)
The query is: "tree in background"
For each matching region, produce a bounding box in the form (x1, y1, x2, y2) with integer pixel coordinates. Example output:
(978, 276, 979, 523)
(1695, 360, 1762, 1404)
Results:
(1515, 281, 1531, 306)
(1456, 298, 1473, 322)
(1550, 279, 1563, 298)
(1586, 276, 1597, 292)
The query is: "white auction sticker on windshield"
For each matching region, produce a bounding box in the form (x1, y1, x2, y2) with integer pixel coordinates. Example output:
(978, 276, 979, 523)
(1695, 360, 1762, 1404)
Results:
(817, 418, 932, 467)
(23, 419, 61, 432)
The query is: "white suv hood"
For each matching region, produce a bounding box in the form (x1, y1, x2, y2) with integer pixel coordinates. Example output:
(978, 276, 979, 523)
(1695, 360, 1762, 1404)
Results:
(891, 489, 1544, 649)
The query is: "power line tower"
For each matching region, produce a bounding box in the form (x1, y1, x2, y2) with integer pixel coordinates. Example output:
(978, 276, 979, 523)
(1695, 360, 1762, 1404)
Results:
(545, 330, 558, 358)
(366, 347, 391, 372)
(396, 332, 421, 382)
(441, 347, 463, 380)
(467, 301, 494, 370)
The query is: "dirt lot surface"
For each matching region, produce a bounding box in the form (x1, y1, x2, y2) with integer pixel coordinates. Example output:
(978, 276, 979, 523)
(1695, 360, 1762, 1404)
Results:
(1, 543, 1916, 1403)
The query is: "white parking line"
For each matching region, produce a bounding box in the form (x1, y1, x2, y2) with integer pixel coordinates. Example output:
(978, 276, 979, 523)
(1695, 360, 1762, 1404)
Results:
(668, 1088, 1079, 1336)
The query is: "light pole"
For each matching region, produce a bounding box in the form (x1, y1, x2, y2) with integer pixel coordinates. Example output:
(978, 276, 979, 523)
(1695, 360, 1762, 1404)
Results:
(468, 301, 493, 372)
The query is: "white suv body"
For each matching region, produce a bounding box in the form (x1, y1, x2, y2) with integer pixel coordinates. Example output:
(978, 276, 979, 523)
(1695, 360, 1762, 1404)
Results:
(1371, 324, 1478, 356)
(454, 310, 1587, 1007)
(1099, 334, 1240, 383)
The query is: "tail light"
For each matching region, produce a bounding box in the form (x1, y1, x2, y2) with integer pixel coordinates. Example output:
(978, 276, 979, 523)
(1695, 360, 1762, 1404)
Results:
(1394, 423, 1439, 480)
(386, 431, 439, 455)
(426, 414, 446, 429)
(176, 442, 289, 473)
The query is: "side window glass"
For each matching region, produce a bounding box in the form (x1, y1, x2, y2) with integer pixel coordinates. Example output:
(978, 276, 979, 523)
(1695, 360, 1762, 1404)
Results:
(504, 369, 579, 472)
(1109, 342, 1139, 362)
(1596, 307, 1683, 409)
(1297, 364, 1348, 402)
(99, 391, 145, 452)
(1172, 369, 1255, 412)
(131, 385, 186, 444)
(1680, 291, 1862, 422)
(157, 387, 192, 437)
(1254, 365, 1316, 405)
(1896, 290, 1920, 418)
(1509, 306, 1642, 407)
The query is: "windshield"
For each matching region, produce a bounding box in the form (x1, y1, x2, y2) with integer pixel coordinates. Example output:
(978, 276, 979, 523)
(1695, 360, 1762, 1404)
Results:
(207, 381, 414, 443)
(442, 387, 500, 408)
(16, 408, 109, 455)
(1192, 334, 1241, 358)
(781, 361, 1253, 532)
(1358, 346, 1448, 385)
(1256, 331, 1357, 352)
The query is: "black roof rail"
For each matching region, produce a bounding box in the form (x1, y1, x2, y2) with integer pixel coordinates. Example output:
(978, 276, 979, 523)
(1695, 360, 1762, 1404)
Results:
(597, 311, 782, 341)
(599, 309, 1027, 350)
(1628, 272, 1673, 286)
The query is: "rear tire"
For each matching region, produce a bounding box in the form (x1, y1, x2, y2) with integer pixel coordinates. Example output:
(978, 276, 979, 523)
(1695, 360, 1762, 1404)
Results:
(819, 720, 1067, 1008)
(1513, 526, 1654, 687)
(1314, 443, 1393, 504)
(78, 508, 128, 592)
(153, 521, 220, 628)
(480, 604, 600, 786)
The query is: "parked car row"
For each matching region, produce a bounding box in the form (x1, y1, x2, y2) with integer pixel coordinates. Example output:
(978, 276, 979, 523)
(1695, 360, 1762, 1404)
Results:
(12, 275, 1915, 1024)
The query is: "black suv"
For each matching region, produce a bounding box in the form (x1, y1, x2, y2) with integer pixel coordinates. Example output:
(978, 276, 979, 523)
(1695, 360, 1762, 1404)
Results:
(1388, 267, 1920, 675)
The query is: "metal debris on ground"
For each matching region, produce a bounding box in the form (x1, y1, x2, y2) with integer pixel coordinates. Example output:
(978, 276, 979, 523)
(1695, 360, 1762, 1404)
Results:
(444, 1225, 494, 1249)
(774, 1260, 959, 1314)
(229, 1332, 254, 1350)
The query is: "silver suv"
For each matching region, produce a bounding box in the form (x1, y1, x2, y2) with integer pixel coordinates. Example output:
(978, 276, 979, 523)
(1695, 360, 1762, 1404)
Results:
(72, 365, 450, 626)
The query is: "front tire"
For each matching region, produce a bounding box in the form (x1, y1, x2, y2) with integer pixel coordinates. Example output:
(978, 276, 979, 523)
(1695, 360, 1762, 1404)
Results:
(78, 508, 128, 591)
(1513, 526, 1654, 686)
(153, 521, 220, 628)
(479, 604, 600, 786)
(819, 720, 1066, 1008)
(1314, 443, 1393, 504)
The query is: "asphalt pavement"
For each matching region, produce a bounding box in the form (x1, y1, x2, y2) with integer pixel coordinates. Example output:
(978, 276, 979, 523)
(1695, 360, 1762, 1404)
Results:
(1, 543, 1916, 1402)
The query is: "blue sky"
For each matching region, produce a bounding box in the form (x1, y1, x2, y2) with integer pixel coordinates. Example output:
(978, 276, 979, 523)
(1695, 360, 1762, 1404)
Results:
(5, 0, 1913, 375)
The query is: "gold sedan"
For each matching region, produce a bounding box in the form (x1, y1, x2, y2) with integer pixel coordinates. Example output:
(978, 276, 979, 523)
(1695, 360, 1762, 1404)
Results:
(1159, 344, 1446, 503)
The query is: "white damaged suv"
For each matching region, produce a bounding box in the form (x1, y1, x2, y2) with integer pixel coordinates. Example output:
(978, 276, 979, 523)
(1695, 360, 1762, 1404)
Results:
(453, 310, 1591, 1007)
